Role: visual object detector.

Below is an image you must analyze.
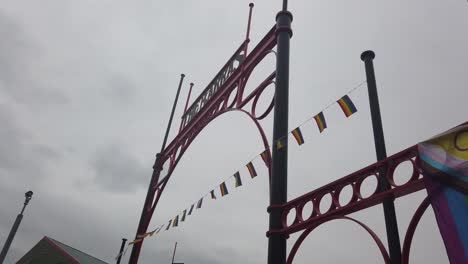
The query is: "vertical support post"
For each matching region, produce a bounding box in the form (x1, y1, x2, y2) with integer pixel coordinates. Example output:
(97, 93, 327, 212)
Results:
(171, 242, 178, 264)
(361, 50, 402, 264)
(268, 1, 292, 264)
(179, 83, 194, 132)
(116, 238, 127, 264)
(161, 74, 186, 153)
(236, 3, 255, 106)
(129, 74, 185, 264)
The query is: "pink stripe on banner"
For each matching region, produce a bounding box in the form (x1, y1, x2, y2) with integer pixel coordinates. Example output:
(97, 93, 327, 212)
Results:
(418, 143, 468, 176)
(424, 177, 467, 263)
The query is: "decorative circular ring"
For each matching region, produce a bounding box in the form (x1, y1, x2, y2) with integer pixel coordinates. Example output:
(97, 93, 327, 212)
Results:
(252, 80, 275, 120)
(297, 199, 314, 222)
(356, 173, 379, 199)
(454, 129, 468, 151)
(317, 192, 333, 215)
(387, 159, 418, 187)
(225, 84, 239, 109)
(336, 184, 355, 207)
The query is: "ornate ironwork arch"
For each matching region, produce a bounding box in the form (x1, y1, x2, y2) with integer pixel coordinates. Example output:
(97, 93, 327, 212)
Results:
(128, 24, 279, 263)
(286, 216, 391, 264)
(401, 196, 431, 264)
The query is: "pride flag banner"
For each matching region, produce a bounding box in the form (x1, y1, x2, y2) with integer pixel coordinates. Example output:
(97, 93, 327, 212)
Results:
(418, 123, 468, 263)
(246, 162, 257, 178)
(210, 190, 216, 199)
(181, 209, 187, 222)
(196, 198, 203, 209)
(188, 204, 195, 215)
(292, 127, 305, 145)
(173, 215, 179, 227)
(166, 220, 172, 230)
(129, 239, 142, 245)
(314, 112, 327, 133)
(337, 95, 357, 117)
(234, 172, 243, 187)
(220, 182, 229, 196)
(155, 225, 163, 235)
(276, 137, 286, 150)
(260, 150, 269, 166)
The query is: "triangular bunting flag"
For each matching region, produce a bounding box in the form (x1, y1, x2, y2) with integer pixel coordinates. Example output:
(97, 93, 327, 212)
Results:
(210, 190, 217, 199)
(188, 204, 195, 215)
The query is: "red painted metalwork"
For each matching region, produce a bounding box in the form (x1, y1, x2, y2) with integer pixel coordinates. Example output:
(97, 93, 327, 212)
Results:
(179, 83, 194, 132)
(286, 216, 391, 264)
(401, 196, 431, 264)
(129, 18, 278, 262)
(266, 145, 424, 237)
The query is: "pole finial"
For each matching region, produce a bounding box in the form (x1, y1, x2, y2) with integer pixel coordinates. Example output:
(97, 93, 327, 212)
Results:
(249, 2, 254, 7)
(181, 73, 186, 78)
(361, 50, 375, 61)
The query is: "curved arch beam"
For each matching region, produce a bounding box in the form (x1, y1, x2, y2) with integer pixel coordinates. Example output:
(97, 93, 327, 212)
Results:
(153, 108, 272, 212)
(286, 216, 391, 264)
(401, 196, 431, 264)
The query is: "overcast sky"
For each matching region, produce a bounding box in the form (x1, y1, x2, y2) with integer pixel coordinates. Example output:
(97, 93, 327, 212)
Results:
(0, 0, 467, 263)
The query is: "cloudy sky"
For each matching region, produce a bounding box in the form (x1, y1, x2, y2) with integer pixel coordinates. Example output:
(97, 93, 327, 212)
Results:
(0, 0, 467, 263)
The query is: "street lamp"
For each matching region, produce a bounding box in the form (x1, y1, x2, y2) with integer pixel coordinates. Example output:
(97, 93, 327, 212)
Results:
(0, 191, 34, 264)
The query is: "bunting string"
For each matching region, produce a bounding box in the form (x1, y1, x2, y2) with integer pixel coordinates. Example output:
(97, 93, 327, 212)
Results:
(124, 80, 367, 247)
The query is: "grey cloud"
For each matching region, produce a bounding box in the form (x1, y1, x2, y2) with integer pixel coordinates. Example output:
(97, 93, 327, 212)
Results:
(105, 74, 137, 106)
(0, 11, 68, 108)
(0, 0, 466, 263)
(0, 105, 59, 179)
(91, 144, 148, 193)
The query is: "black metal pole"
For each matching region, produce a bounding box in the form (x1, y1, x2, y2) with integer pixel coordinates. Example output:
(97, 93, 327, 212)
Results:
(0, 191, 33, 264)
(171, 242, 177, 264)
(161, 74, 186, 153)
(268, 1, 291, 264)
(361, 50, 401, 264)
(128, 74, 185, 264)
(116, 238, 127, 264)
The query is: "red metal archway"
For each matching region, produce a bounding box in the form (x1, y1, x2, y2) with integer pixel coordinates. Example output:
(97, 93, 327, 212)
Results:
(128, 15, 281, 262)
(127, 2, 464, 263)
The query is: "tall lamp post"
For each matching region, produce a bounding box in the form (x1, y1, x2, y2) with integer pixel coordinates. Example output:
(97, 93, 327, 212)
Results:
(0, 191, 34, 264)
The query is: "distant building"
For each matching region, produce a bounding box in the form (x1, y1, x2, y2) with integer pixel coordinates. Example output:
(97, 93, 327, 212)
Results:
(17, 236, 108, 264)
